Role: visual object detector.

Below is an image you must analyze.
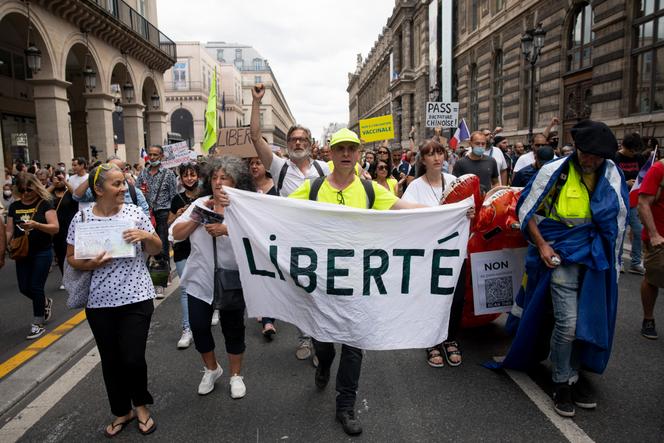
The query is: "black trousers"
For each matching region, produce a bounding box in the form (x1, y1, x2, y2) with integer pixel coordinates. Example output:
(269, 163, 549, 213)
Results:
(153, 209, 170, 266)
(53, 234, 67, 275)
(447, 260, 467, 342)
(86, 299, 154, 417)
(313, 339, 363, 412)
(188, 295, 246, 355)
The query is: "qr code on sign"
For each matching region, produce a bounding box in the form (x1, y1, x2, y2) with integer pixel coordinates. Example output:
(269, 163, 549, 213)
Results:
(485, 276, 513, 308)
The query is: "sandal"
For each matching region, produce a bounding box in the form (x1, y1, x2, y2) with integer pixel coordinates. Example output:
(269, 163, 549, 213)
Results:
(262, 323, 276, 340)
(426, 346, 445, 368)
(103, 413, 136, 438)
(137, 415, 157, 436)
(442, 341, 462, 367)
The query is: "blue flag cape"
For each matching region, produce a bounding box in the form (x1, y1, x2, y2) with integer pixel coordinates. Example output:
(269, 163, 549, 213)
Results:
(490, 155, 628, 374)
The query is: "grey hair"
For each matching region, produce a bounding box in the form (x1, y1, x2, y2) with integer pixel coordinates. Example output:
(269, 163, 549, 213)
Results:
(205, 156, 256, 192)
(286, 124, 312, 143)
(106, 154, 121, 162)
(88, 163, 122, 200)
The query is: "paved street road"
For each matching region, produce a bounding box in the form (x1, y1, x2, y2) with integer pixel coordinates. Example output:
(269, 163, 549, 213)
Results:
(1, 271, 663, 442)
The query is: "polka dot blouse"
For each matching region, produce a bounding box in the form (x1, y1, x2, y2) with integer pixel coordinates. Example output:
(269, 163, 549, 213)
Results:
(67, 204, 156, 308)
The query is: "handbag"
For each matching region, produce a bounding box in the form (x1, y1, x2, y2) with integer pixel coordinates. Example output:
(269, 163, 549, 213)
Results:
(9, 200, 42, 260)
(63, 210, 92, 309)
(212, 236, 245, 311)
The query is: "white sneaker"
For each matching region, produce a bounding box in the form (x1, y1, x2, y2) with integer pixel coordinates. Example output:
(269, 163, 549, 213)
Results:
(229, 375, 246, 399)
(198, 363, 223, 395)
(211, 310, 220, 326)
(177, 328, 193, 349)
(58, 284, 65, 290)
(155, 286, 165, 300)
(26, 324, 45, 340)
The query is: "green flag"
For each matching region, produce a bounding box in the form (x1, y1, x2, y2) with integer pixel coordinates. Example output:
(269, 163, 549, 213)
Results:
(202, 68, 217, 152)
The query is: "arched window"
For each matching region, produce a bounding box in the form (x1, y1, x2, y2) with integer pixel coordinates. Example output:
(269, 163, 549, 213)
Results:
(567, 3, 594, 71)
(171, 108, 194, 148)
(492, 50, 503, 128)
(632, 0, 664, 113)
(470, 64, 479, 131)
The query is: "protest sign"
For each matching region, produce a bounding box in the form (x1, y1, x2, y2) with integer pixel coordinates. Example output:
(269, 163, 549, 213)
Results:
(224, 188, 472, 350)
(74, 219, 136, 259)
(216, 127, 257, 157)
(359, 115, 394, 143)
(470, 248, 527, 315)
(161, 141, 191, 169)
(425, 102, 459, 128)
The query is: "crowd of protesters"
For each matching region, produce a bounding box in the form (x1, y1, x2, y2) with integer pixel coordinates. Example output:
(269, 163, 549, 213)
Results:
(2, 91, 664, 436)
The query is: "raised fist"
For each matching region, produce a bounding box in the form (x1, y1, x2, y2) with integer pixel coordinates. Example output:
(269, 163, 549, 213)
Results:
(551, 117, 560, 126)
(252, 83, 265, 101)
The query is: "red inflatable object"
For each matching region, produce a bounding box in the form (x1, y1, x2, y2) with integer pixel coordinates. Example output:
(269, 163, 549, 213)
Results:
(443, 183, 528, 328)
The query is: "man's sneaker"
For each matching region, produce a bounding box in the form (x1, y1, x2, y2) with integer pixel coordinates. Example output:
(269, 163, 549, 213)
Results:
(229, 375, 246, 399)
(552, 382, 575, 417)
(177, 328, 193, 349)
(295, 337, 312, 360)
(315, 365, 330, 389)
(197, 363, 223, 395)
(336, 410, 362, 436)
(155, 286, 165, 300)
(641, 318, 658, 340)
(572, 377, 597, 409)
(211, 310, 220, 326)
(26, 324, 45, 340)
(629, 264, 646, 275)
(44, 298, 53, 322)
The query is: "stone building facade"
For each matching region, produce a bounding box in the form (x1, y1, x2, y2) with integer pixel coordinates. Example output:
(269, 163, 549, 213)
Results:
(351, 0, 664, 147)
(204, 42, 295, 148)
(163, 42, 243, 152)
(0, 0, 176, 172)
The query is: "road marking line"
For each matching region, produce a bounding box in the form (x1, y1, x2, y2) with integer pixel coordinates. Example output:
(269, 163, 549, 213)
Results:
(505, 368, 595, 443)
(0, 311, 87, 380)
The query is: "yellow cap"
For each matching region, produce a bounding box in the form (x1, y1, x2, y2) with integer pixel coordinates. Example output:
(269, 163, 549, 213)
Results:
(329, 128, 360, 148)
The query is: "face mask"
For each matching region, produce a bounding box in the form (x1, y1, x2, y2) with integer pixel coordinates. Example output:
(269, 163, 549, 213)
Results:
(149, 160, 161, 167)
(3, 191, 12, 198)
(472, 146, 485, 157)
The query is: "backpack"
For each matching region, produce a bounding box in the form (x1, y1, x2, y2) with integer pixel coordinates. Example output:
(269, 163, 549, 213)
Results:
(277, 161, 324, 195)
(308, 177, 375, 209)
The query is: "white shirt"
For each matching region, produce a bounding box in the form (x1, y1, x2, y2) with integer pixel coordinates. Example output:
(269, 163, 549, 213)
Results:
(66, 204, 155, 308)
(68, 173, 91, 211)
(269, 154, 330, 197)
(513, 152, 535, 173)
(401, 173, 457, 207)
(169, 196, 237, 305)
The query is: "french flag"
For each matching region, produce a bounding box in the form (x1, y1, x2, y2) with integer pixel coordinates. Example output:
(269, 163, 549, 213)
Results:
(629, 150, 657, 208)
(140, 147, 149, 163)
(449, 119, 470, 149)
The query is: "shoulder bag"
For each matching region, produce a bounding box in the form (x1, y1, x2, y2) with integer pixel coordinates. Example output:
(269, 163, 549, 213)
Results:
(9, 200, 42, 260)
(64, 210, 92, 309)
(212, 236, 245, 311)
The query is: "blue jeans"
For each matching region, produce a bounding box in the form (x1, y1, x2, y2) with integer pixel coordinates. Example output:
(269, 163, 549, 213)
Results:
(15, 248, 53, 324)
(550, 264, 581, 384)
(628, 206, 643, 266)
(175, 259, 190, 330)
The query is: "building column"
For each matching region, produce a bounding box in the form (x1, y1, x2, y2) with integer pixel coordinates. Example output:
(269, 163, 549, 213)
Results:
(85, 93, 115, 160)
(401, 93, 412, 146)
(30, 78, 73, 166)
(403, 19, 413, 71)
(145, 110, 168, 147)
(122, 103, 145, 165)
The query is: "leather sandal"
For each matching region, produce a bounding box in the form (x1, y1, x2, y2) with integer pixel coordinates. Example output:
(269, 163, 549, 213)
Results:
(426, 346, 445, 368)
(442, 341, 462, 367)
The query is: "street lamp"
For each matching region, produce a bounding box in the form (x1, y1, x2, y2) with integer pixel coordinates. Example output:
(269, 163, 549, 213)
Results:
(521, 23, 546, 144)
(82, 31, 96, 92)
(150, 92, 160, 109)
(122, 51, 134, 102)
(24, 1, 41, 74)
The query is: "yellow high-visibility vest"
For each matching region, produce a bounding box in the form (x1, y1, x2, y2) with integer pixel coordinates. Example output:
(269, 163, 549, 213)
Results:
(551, 163, 592, 227)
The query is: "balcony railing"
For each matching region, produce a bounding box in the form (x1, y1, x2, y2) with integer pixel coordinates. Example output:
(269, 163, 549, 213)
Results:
(164, 81, 208, 93)
(84, 0, 176, 59)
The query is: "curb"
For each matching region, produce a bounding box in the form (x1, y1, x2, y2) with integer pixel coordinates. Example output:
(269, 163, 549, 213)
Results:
(0, 280, 178, 419)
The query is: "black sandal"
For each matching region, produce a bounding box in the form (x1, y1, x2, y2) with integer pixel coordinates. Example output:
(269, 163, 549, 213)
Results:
(426, 346, 445, 368)
(138, 416, 157, 436)
(103, 414, 136, 438)
(442, 341, 462, 367)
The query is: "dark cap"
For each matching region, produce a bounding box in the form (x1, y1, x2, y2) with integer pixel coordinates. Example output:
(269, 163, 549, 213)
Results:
(493, 135, 506, 145)
(570, 120, 618, 159)
(536, 145, 555, 162)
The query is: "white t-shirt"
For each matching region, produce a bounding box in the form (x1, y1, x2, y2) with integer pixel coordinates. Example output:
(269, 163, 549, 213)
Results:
(401, 173, 457, 207)
(66, 204, 156, 308)
(269, 154, 330, 197)
(169, 196, 237, 305)
(68, 173, 91, 211)
(513, 152, 535, 173)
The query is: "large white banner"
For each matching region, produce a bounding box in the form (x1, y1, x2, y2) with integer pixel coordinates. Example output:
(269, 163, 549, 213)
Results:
(224, 188, 472, 350)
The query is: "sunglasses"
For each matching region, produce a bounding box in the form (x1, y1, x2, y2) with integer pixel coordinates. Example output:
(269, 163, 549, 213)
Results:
(376, 165, 388, 171)
(17, 187, 34, 194)
(93, 163, 114, 187)
(377, 150, 389, 155)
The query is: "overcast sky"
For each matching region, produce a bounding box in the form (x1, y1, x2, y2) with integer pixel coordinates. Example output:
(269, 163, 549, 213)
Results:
(157, 0, 396, 141)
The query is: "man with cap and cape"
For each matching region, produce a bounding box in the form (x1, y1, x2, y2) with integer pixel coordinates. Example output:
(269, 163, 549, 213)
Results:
(488, 120, 628, 418)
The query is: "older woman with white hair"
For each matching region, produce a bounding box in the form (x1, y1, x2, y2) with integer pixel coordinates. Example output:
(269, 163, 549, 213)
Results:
(171, 156, 255, 398)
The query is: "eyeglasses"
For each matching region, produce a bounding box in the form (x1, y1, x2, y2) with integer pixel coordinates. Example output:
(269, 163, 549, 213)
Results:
(93, 163, 114, 187)
(376, 165, 388, 171)
(288, 137, 310, 144)
(377, 150, 389, 155)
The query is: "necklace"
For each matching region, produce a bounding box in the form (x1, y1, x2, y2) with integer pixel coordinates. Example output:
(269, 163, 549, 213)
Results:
(425, 175, 443, 202)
